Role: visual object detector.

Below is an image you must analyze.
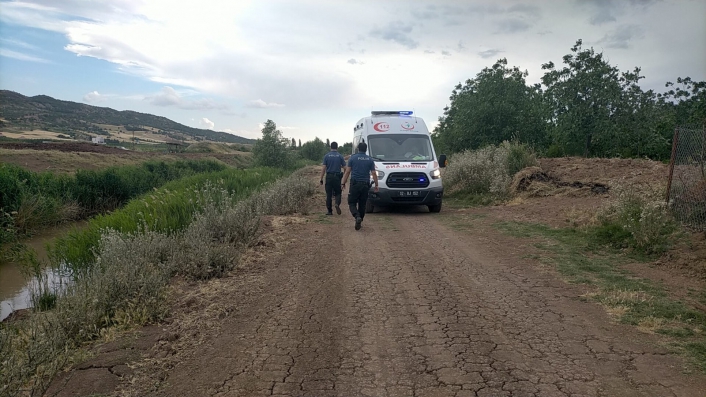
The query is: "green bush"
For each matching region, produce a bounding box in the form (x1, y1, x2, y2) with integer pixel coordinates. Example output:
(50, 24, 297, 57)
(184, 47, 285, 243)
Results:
(299, 138, 328, 162)
(594, 183, 678, 255)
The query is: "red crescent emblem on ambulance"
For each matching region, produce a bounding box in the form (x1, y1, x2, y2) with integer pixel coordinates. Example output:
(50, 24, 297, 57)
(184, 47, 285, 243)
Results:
(373, 122, 390, 132)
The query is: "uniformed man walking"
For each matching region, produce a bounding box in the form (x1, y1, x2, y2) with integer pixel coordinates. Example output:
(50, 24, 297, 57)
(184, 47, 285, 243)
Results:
(341, 142, 379, 230)
(319, 141, 346, 215)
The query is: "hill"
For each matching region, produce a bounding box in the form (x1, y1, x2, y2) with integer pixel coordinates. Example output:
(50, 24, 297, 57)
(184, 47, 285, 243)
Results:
(0, 90, 254, 144)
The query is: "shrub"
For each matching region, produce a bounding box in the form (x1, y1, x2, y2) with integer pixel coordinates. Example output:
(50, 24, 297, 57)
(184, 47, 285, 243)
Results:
(299, 138, 328, 162)
(595, 182, 678, 255)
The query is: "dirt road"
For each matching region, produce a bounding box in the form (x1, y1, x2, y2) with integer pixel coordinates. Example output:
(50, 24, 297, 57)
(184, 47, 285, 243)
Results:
(63, 202, 696, 397)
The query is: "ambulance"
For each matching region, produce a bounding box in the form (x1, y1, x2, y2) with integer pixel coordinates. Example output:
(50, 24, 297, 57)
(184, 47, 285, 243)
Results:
(352, 111, 446, 213)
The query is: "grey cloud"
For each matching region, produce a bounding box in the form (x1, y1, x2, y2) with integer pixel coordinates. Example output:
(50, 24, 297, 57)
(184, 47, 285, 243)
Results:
(478, 49, 504, 59)
(495, 19, 531, 34)
(424, 50, 435, 54)
(580, 0, 660, 25)
(457, 41, 466, 51)
(597, 24, 644, 49)
(347, 58, 358, 64)
(507, 4, 541, 18)
(441, 50, 451, 56)
(369, 22, 418, 49)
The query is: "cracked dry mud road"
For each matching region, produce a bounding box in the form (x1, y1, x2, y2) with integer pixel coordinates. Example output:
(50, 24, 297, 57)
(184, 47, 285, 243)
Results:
(140, 209, 706, 397)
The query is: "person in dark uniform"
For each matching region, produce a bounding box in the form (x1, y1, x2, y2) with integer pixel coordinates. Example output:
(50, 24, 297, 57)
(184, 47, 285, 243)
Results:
(341, 142, 379, 230)
(319, 141, 346, 215)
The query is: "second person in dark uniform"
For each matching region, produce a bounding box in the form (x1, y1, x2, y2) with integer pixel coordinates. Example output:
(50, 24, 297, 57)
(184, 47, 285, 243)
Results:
(341, 142, 379, 230)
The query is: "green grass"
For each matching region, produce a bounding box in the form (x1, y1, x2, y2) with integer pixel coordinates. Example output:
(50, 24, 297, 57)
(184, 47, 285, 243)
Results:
(491, 220, 706, 372)
(50, 167, 287, 272)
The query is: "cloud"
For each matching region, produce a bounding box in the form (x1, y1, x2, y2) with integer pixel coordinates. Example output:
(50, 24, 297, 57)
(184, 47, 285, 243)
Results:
(199, 117, 214, 130)
(279, 126, 299, 130)
(0, 48, 50, 63)
(441, 50, 451, 56)
(369, 22, 418, 49)
(246, 99, 285, 109)
(581, 0, 660, 25)
(478, 49, 504, 59)
(495, 19, 531, 34)
(424, 50, 435, 54)
(83, 91, 106, 103)
(347, 58, 362, 65)
(597, 25, 644, 49)
(507, 4, 541, 18)
(147, 86, 229, 110)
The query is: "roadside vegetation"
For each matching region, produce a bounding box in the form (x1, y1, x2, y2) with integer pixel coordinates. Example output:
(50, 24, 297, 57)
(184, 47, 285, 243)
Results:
(0, 159, 226, 248)
(443, 141, 538, 205)
(0, 167, 316, 397)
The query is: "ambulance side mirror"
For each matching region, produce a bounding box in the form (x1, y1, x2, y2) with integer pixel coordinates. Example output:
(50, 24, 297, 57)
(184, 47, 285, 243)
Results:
(438, 154, 447, 168)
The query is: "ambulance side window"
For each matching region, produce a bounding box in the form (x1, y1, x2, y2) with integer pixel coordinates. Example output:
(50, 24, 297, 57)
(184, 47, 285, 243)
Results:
(353, 136, 359, 155)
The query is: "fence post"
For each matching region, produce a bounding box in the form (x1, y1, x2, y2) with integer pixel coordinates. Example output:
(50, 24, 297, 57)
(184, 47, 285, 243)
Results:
(666, 127, 679, 203)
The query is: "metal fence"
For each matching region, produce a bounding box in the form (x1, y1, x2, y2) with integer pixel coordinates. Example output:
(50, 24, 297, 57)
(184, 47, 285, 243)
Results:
(667, 125, 706, 231)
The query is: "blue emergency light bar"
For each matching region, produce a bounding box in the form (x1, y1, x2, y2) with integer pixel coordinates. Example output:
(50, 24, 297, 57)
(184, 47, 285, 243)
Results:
(371, 111, 414, 116)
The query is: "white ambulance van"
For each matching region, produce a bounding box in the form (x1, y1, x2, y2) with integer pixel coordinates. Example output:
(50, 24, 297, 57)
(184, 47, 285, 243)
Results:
(352, 111, 446, 213)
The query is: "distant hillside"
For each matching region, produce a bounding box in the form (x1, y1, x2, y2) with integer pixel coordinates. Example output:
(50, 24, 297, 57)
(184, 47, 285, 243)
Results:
(0, 90, 254, 144)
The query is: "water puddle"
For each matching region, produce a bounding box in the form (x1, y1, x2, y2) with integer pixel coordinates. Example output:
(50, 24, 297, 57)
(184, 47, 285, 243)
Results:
(0, 222, 85, 322)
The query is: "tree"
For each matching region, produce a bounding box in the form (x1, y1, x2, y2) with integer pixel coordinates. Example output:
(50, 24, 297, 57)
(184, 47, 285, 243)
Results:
(433, 58, 546, 155)
(340, 142, 353, 155)
(252, 120, 291, 168)
(298, 139, 302, 148)
(300, 137, 328, 162)
(326, 138, 330, 148)
(541, 39, 623, 157)
(291, 137, 296, 147)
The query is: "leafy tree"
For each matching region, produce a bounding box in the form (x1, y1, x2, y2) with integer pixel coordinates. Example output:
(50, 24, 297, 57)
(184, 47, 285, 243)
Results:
(298, 139, 302, 148)
(252, 120, 291, 168)
(340, 142, 353, 155)
(433, 58, 546, 155)
(291, 137, 296, 147)
(658, 76, 706, 127)
(541, 40, 623, 157)
(300, 137, 328, 162)
(326, 138, 330, 148)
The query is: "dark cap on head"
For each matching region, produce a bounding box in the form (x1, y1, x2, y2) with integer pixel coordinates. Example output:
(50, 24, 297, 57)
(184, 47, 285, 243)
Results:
(330, 141, 338, 149)
(357, 142, 367, 153)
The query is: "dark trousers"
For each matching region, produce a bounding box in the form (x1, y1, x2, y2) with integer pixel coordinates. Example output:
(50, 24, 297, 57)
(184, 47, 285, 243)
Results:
(348, 180, 370, 219)
(325, 173, 342, 212)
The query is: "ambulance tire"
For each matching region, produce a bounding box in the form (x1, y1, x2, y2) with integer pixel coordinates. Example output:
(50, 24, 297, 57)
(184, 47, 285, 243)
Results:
(365, 201, 374, 214)
(428, 203, 442, 213)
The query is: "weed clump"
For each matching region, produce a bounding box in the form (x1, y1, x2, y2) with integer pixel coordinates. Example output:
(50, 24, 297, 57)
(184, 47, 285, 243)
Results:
(444, 141, 538, 201)
(594, 182, 678, 255)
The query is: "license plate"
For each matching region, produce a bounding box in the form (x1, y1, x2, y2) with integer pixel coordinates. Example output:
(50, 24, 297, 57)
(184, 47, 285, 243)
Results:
(398, 191, 420, 197)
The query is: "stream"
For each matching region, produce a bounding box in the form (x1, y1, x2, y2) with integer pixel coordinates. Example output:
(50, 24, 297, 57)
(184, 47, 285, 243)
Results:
(0, 222, 85, 322)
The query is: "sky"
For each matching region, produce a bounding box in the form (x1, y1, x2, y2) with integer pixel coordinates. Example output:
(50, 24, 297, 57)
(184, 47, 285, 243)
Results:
(0, 0, 704, 145)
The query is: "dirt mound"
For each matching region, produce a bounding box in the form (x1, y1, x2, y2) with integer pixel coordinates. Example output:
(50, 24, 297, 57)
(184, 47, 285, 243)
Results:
(540, 157, 668, 186)
(511, 166, 610, 197)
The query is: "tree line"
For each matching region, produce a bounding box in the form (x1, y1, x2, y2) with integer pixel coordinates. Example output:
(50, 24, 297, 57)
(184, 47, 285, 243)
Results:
(432, 39, 705, 159)
(252, 120, 353, 168)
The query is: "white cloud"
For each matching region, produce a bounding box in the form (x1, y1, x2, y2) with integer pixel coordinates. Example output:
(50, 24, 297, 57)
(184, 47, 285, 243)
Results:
(83, 91, 106, 103)
(0, 48, 50, 63)
(199, 117, 215, 130)
(147, 86, 229, 110)
(246, 99, 285, 108)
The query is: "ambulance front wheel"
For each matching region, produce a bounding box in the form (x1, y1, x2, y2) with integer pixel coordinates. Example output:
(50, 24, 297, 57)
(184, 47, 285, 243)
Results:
(365, 200, 374, 214)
